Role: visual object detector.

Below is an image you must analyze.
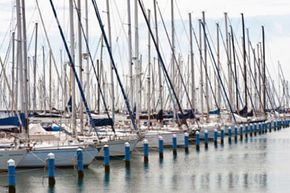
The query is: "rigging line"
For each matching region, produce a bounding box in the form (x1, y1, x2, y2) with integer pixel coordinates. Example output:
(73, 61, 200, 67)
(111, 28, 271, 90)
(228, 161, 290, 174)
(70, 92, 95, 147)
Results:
(49, 0, 98, 137)
(174, 0, 190, 41)
(200, 21, 237, 123)
(90, 0, 139, 132)
(156, 3, 195, 117)
(139, 0, 189, 128)
(72, 0, 115, 133)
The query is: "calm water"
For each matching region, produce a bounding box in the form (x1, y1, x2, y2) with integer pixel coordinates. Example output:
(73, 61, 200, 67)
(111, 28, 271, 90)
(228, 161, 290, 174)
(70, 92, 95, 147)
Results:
(0, 128, 290, 193)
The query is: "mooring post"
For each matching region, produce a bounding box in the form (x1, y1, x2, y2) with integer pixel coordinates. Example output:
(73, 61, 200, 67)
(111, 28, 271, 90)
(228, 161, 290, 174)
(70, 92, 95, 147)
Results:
(196, 131, 200, 151)
(204, 130, 209, 149)
(214, 129, 218, 147)
(184, 132, 189, 153)
(220, 127, 224, 145)
(124, 142, 130, 167)
(158, 136, 164, 159)
(228, 127, 232, 144)
(143, 139, 149, 163)
(104, 145, 110, 173)
(77, 148, 84, 179)
(7, 159, 16, 193)
(48, 153, 55, 187)
(172, 134, 177, 156)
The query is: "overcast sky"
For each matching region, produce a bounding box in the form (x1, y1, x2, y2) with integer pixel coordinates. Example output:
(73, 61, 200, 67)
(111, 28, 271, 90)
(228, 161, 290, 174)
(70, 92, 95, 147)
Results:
(0, 0, 289, 86)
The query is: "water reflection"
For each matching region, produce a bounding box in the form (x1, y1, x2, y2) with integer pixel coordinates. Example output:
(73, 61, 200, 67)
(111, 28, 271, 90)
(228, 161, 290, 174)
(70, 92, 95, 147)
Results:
(104, 173, 110, 187)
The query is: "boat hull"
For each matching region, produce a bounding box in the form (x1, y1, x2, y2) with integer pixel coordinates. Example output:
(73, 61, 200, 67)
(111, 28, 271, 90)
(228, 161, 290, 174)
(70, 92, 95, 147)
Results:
(18, 145, 98, 168)
(0, 149, 27, 170)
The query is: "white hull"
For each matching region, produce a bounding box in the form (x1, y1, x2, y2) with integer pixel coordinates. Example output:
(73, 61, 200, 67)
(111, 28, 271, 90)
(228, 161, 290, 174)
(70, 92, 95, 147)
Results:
(97, 138, 140, 157)
(18, 145, 98, 168)
(0, 149, 26, 170)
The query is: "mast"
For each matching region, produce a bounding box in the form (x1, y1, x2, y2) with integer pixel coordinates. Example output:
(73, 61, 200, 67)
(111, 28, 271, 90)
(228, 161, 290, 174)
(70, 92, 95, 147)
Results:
(199, 19, 204, 119)
(127, 0, 133, 110)
(171, 0, 176, 120)
(106, 0, 115, 123)
(225, 12, 232, 120)
(153, 0, 163, 122)
(12, 32, 16, 110)
(262, 26, 266, 112)
(230, 26, 238, 111)
(49, 50, 52, 111)
(85, 0, 90, 109)
(134, 0, 140, 126)
(21, 0, 28, 127)
(147, 9, 151, 127)
(77, 0, 84, 133)
(42, 46, 46, 110)
(189, 13, 195, 113)
(202, 11, 209, 121)
(69, 0, 76, 136)
(33, 23, 38, 112)
(216, 23, 221, 111)
(241, 13, 247, 111)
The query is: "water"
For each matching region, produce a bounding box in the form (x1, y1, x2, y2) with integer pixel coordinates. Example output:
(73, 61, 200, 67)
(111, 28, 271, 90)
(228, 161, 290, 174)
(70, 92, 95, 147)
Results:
(0, 128, 290, 193)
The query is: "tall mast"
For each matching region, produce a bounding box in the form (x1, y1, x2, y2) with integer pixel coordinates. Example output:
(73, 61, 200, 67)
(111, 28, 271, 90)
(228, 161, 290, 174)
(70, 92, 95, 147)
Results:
(242, 13, 247, 111)
(127, 0, 133, 110)
(134, 0, 140, 126)
(189, 13, 195, 113)
(230, 26, 238, 111)
(77, 0, 84, 133)
(42, 46, 46, 110)
(153, 0, 163, 121)
(12, 32, 16, 110)
(225, 12, 232, 120)
(33, 23, 38, 112)
(69, 0, 76, 135)
(16, 0, 23, 117)
(147, 9, 151, 127)
(199, 19, 204, 119)
(106, 0, 115, 123)
(216, 23, 221, 111)
(21, 0, 28, 125)
(202, 11, 209, 121)
(262, 26, 266, 112)
(85, 0, 90, 109)
(171, 0, 176, 119)
(49, 50, 52, 111)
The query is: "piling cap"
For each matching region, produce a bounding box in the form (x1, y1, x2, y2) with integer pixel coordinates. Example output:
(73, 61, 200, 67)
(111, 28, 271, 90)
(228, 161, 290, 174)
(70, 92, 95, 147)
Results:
(104, 144, 109, 148)
(173, 134, 177, 138)
(221, 127, 224, 131)
(158, 135, 163, 140)
(77, 148, 83, 152)
(196, 131, 200, 135)
(143, 139, 148, 144)
(184, 132, 189, 137)
(7, 159, 15, 166)
(48, 152, 55, 159)
(205, 129, 208, 133)
(125, 142, 130, 147)
(214, 129, 217, 132)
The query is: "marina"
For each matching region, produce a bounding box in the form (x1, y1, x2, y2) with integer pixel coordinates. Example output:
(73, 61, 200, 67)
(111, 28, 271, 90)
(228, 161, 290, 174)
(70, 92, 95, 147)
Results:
(0, 0, 289, 192)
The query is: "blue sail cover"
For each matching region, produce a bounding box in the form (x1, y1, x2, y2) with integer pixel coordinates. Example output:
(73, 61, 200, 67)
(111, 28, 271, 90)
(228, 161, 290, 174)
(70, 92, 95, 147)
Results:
(91, 118, 113, 127)
(209, 108, 220, 115)
(0, 113, 26, 128)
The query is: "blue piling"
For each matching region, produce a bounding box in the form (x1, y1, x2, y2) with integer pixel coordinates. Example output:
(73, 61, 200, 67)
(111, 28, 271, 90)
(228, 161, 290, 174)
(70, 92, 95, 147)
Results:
(143, 139, 149, 163)
(253, 123, 257, 136)
(240, 125, 244, 141)
(196, 131, 200, 151)
(104, 145, 110, 173)
(274, 121, 277, 131)
(48, 153, 55, 187)
(228, 127, 232, 144)
(158, 136, 164, 159)
(234, 126, 238, 142)
(184, 132, 189, 153)
(245, 124, 248, 138)
(7, 159, 15, 193)
(250, 124, 253, 137)
(220, 128, 224, 145)
(124, 142, 130, 167)
(172, 134, 177, 156)
(77, 148, 84, 179)
(204, 130, 209, 149)
(214, 129, 218, 147)
(269, 122, 272, 132)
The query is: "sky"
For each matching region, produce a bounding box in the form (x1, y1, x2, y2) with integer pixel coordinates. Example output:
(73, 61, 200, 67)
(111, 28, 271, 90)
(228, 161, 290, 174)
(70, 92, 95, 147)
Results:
(0, 0, 289, 109)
